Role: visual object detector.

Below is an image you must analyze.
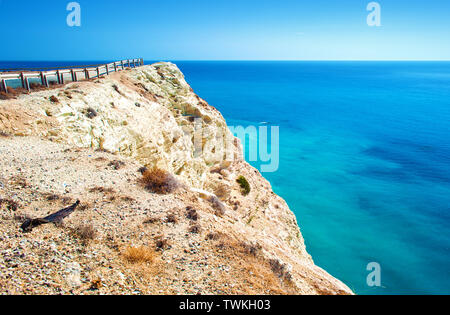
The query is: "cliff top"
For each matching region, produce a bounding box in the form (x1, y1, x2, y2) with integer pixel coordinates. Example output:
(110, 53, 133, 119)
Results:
(0, 63, 352, 295)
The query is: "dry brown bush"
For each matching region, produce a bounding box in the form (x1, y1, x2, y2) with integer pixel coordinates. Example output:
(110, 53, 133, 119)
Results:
(0, 199, 19, 211)
(89, 186, 116, 194)
(166, 213, 178, 224)
(207, 234, 297, 295)
(186, 206, 199, 221)
(9, 176, 28, 189)
(188, 223, 201, 234)
(240, 242, 262, 257)
(123, 246, 155, 264)
(205, 232, 226, 241)
(139, 167, 179, 194)
(84, 107, 98, 119)
(73, 224, 97, 243)
(108, 160, 125, 170)
(268, 259, 293, 282)
(155, 237, 170, 251)
(43, 193, 60, 201)
(0, 131, 11, 138)
(214, 184, 231, 200)
(143, 217, 160, 225)
(0, 86, 29, 100)
(49, 95, 59, 103)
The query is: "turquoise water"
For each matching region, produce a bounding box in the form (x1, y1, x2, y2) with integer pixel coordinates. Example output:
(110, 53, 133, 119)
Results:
(176, 61, 450, 295)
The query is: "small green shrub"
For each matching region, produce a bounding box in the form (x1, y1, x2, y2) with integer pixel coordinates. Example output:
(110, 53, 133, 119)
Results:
(237, 176, 251, 196)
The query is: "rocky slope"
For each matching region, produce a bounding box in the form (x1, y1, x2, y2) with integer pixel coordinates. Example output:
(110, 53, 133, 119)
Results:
(0, 63, 352, 295)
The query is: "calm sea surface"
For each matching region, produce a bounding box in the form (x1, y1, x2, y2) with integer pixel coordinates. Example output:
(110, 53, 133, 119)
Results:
(176, 61, 450, 295)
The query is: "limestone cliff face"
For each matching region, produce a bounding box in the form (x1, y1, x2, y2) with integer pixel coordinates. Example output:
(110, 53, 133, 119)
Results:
(0, 63, 352, 295)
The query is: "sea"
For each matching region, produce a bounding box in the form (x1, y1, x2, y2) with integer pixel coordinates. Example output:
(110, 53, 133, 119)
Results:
(1, 60, 449, 295)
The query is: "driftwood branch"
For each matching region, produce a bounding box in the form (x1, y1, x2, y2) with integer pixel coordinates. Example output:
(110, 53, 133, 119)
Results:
(21, 200, 80, 232)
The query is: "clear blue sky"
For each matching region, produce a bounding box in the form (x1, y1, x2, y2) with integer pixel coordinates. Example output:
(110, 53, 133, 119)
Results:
(0, 0, 449, 61)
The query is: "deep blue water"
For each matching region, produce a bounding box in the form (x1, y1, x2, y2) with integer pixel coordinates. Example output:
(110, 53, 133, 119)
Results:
(174, 61, 450, 295)
(2, 61, 449, 295)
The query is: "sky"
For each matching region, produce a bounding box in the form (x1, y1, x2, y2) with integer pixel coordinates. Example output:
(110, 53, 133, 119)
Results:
(0, 0, 449, 61)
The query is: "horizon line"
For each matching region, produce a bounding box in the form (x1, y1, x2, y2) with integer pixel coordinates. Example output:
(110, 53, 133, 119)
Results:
(1, 59, 450, 62)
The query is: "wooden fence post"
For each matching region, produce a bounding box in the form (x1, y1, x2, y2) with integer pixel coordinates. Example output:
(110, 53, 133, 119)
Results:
(106, 64, 110, 75)
(24, 76, 30, 91)
(71, 69, 75, 82)
(40, 72, 45, 87)
(96, 67, 100, 78)
(44, 74, 49, 87)
(1, 78, 7, 93)
(20, 72, 25, 89)
(85, 68, 89, 80)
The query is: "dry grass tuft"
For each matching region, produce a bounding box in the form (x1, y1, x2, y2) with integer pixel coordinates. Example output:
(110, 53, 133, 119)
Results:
(0, 199, 19, 211)
(138, 166, 148, 174)
(188, 223, 201, 234)
(240, 242, 262, 257)
(214, 184, 231, 200)
(207, 234, 297, 295)
(0, 131, 11, 138)
(186, 206, 199, 221)
(155, 237, 171, 251)
(90, 279, 102, 291)
(9, 176, 28, 189)
(61, 196, 73, 205)
(0, 92, 10, 100)
(139, 167, 179, 194)
(268, 259, 293, 282)
(143, 217, 160, 225)
(123, 246, 155, 264)
(0, 86, 29, 100)
(89, 186, 116, 194)
(43, 193, 60, 202)
(205, 232, 226, 241)
(120, 196, 135, 203)
(49, 95, 59, 103)
(108, 160, 125, 170)
(166, 213, 178, 224)
(73, 224, 97, 243)
(84, 107, 98, 119)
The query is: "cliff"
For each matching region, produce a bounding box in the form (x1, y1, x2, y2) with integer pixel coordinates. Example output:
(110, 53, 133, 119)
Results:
(0, 63, 352, 295)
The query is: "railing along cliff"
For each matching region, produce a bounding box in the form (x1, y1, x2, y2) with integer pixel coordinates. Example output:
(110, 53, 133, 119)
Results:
(0, 58, 144, 93)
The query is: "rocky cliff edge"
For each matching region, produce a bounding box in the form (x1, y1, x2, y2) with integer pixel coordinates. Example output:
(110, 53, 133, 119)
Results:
(0, 62, 352, 295)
